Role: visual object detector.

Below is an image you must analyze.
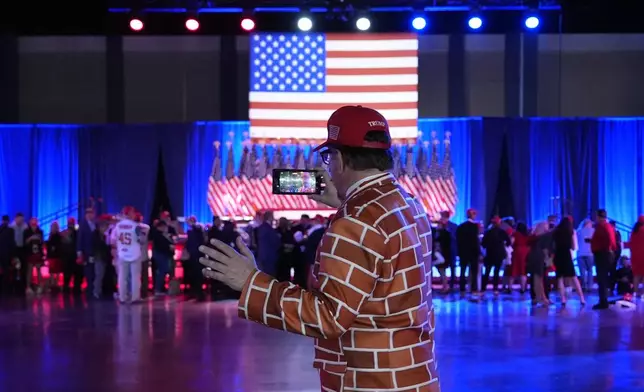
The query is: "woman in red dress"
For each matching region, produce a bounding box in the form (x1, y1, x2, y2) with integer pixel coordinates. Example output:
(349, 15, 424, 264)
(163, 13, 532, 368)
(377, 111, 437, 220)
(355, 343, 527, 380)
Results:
(47, 221, 64, 291)
(627, 216, 644, 298)
(510, 222, 530, 293)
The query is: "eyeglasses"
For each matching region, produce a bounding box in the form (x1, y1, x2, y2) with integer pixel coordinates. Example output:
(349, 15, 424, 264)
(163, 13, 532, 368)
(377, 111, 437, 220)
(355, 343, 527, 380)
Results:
(320, 149, 336, 165)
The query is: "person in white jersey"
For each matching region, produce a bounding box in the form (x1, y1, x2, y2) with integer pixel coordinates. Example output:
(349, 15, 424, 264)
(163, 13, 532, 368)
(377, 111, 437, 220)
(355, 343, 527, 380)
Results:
(111, 207, 144, 304)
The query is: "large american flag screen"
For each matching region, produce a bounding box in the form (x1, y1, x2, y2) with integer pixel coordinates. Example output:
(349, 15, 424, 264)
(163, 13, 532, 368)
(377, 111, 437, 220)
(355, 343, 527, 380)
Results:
(249, 33, 419, 141)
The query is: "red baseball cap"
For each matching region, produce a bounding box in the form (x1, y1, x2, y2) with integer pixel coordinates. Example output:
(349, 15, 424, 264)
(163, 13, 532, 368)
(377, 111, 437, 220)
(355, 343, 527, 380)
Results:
(313, 105, 391, 152)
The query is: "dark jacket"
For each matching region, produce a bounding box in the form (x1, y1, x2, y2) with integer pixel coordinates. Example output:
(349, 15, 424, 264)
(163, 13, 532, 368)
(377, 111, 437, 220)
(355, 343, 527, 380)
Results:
(436, 226, 455, 263)
(256, 222, 280, 276)
(47, 233, 63, 259)
(61, 227, 78, 260)
(0, 224, 15, 262)
(303, 227, 325, 266)
(76, 220, 95, 258)
(482, 226, 511, 263)
(153, 232, 174, 257)
(456, 221, 481, 260)
(24, 227, 44, 259)
(185, 225, 205, 260)
(90, 229, 111, 262)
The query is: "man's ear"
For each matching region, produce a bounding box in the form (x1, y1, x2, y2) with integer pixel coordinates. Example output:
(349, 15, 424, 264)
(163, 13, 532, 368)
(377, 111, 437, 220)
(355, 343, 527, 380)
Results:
(337, 150, 347, 173)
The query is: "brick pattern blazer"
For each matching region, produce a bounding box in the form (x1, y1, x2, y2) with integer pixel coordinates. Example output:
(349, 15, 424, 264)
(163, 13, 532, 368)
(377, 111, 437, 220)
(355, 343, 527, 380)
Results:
(239, 172, 440, 392)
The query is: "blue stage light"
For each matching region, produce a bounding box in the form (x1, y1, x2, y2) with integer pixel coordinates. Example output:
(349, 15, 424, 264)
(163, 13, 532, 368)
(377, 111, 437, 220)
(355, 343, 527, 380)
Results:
(468, 16, 483, 30)
(524, 16, 540, 29)
(411, 16, 427, 31)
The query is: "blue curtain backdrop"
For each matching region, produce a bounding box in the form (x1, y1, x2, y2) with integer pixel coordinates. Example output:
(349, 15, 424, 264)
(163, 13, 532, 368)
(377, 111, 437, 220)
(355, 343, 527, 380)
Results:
(31, 126, 80, 226)
(502, 118, 599, 226)
(0, 125, 80, 234)
(0, 125, 33, 217)
(78, 124, 160, 218)
(2, 118, 644, 229)
(598, 118, 644, 227)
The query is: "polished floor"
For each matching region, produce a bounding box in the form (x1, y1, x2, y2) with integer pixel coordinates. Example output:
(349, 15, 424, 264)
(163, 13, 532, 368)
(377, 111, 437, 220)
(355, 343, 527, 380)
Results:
(1, 293, 643, 392)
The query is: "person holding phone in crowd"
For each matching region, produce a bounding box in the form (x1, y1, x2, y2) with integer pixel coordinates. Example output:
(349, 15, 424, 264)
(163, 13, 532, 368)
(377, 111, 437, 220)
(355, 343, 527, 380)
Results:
(199, 106, 440, 392)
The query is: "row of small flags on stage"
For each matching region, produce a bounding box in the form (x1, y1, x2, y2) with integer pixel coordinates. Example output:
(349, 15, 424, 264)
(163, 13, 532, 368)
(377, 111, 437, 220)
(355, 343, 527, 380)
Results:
(207, 132, 457, 219)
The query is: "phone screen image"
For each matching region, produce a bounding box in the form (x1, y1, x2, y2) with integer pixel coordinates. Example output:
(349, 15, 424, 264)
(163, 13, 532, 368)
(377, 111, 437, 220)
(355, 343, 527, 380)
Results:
(272, 169, 322, 195)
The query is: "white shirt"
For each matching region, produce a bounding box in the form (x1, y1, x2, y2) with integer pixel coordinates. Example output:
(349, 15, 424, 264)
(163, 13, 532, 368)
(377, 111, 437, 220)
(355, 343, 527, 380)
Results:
(110, 218, 142, 262)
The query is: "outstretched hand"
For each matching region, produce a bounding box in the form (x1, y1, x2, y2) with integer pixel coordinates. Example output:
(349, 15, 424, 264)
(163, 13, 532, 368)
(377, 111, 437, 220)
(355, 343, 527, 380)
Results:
(199, 236, 257, 292)
(308, 170, 342, 208)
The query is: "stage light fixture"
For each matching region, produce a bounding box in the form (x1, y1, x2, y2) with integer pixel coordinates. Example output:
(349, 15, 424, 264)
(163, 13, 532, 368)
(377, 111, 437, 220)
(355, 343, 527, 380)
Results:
(467, 16, 483, 30)
(411, 16, 427, 31)
(185, 18, 200, 31)
(524, 16, 540, 29)
(129, 18, 144, 32)
(241, 17, 256, 31)
(356, 17, 371, 31)
(297, 16, 313, 32)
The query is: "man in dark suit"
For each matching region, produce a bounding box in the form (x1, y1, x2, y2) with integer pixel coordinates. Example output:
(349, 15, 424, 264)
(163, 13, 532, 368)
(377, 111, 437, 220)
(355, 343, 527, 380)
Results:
(0, 215, 16, 297)
(438, 211, 458, 292)
(456, 208, 481, 296)
(76, 208, 96, 295)
(62, 217, 82, 294)
(256, 210, 280, 277)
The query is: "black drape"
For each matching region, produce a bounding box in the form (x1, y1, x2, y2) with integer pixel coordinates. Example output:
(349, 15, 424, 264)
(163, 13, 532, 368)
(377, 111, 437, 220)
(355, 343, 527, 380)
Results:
(480, 118, 509, 221)
(504, 118, 532, 223)
(158, 124, 189, 218)
(150, 148, 173, 222)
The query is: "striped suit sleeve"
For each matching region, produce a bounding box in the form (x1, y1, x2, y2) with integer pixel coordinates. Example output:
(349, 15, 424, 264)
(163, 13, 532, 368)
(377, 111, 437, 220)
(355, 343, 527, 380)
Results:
(238, 217, 384, 339)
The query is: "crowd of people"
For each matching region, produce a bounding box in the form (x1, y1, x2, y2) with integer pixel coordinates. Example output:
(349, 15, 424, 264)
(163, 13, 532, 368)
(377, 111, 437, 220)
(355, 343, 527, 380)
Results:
(0, 201, 642, 310)
(0, 207, 180, 303)
(432, 208, 644, 309)
(0, 206, 330, 303)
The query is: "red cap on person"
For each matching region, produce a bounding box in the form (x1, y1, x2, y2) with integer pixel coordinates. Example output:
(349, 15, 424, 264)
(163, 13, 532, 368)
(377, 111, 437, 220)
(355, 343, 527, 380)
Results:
(313, 105, 391, 152)
(122, 206, 136, 216)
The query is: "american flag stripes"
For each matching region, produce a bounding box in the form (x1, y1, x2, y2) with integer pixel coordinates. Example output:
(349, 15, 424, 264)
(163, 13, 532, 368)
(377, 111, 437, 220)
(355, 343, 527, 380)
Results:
(248, 33, 419, 141)
(205, 139, 457, 220)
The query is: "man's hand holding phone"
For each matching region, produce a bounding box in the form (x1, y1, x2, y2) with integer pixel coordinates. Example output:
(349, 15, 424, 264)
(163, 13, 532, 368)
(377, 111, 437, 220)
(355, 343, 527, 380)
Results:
(308, 170, 341, 209)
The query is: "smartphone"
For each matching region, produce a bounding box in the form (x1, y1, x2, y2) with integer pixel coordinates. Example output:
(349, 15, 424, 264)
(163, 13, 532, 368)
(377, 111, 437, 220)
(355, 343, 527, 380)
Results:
(272, 169, 324, 195)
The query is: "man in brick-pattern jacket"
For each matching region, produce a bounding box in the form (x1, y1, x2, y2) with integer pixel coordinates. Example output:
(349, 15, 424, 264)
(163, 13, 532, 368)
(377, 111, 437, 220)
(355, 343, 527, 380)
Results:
(200, 106, 440, 392)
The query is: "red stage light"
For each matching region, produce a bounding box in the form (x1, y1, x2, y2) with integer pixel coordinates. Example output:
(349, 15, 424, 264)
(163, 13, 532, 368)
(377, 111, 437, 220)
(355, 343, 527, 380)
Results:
(185, 18, 200, 31)
(129, 18, 144, 32)
(241, 18, 256, 31)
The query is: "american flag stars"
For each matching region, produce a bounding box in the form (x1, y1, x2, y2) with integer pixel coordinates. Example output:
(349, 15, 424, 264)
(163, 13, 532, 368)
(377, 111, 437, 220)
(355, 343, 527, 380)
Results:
(251, 34, 327, 93)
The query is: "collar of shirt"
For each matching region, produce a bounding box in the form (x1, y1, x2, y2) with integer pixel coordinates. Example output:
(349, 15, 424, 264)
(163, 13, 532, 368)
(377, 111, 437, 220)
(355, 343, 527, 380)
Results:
(344, 172, 394, 202)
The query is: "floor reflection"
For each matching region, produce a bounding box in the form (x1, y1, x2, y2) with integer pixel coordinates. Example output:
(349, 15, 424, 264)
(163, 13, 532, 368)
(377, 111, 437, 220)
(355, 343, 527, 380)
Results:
(0, 293, 642, 392)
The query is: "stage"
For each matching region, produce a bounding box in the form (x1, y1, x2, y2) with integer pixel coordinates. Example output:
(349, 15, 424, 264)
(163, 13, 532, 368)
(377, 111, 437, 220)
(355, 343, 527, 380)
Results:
(0, 295, 642, 392)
